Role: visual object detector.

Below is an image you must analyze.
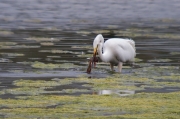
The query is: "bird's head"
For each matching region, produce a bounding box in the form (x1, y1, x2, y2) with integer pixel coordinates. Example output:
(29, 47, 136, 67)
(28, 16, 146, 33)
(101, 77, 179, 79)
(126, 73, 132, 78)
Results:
(93, 34, 104, 56)
(86, 34, 104, 73)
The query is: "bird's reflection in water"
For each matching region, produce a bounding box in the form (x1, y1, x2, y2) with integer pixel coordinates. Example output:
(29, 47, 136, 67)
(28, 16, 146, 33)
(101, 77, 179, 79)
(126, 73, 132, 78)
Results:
(96, 90, 135, 96)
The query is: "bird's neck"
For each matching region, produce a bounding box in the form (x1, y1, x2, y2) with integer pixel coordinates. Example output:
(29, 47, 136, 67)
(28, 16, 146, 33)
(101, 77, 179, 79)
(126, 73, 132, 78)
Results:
(98, 42, 109, 62)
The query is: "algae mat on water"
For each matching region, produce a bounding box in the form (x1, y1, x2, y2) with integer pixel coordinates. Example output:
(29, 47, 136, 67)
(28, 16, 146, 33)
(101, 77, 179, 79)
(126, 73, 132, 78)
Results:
(0, 64, 180, 118)
(0, 92, 180, 119)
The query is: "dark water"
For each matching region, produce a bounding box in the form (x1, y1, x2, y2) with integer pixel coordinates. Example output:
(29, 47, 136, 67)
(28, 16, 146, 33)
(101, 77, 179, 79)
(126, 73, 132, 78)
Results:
(0, 0, 180, 97)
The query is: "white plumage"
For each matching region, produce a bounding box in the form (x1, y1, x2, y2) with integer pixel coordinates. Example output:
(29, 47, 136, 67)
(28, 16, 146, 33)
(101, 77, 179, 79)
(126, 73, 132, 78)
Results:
(93, 34, 136, 72)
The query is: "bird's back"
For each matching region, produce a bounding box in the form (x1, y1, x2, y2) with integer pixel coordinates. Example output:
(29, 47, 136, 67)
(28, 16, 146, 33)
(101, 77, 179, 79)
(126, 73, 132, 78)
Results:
(103, 38, 136, 63)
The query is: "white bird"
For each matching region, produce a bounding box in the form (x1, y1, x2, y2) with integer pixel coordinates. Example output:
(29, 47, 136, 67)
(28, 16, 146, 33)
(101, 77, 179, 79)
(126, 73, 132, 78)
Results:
(93, 34, 136, 72)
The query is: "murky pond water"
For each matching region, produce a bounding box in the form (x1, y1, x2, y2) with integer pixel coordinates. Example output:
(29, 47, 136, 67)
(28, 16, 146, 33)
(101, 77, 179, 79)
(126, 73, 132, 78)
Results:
(0, 0, 180, 99)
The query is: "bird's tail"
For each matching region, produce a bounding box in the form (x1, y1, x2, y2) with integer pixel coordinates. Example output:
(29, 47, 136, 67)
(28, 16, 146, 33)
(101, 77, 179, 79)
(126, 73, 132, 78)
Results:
(126, 39, 136, 51)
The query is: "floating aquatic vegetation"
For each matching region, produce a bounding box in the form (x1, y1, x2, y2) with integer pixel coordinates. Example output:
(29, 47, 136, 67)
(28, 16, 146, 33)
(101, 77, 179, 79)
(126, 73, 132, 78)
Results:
(31, 61, 79, 69)
(134, 66, 180, 79)
(92, 30, 110, 34)
(61, 88, 90, 94)
(0, 42, 17, 46)
(155, 81, 180, 87)
(3, 87, 43, 95)
(16, 61, 33, 65)
(148, 58, 172, 62)
(51, 50, 72, 54)
(51, 78, 73, 85)
(38, 27, 62, 31)
(2, 79, 63, 95)
(14, 79, 59, 87)
(59, 63, 79, 69)
(25, 37, 60, 42)
(40, 42, 54, 46)
(134, 58, 143, 62)
(0, 92, 180, 119)
(170, 52, 180, 55)
(1, 62, 180, 118)
(113, 28, 180, 39)
(31, 61, 59, 69)
(1, 45, 40, 49)
(125, 28, 153, 33)
(0, 42, 17, 49)
(107, 25, 119, 29)
(0, 30, 13, 35)
(159, 18, 175, 23)
(39, 49, 81, 55)
(76, 31, 91, 35)
(56, 76, 144, 91)
(8, 69, 23, 73)
(2, 78, 90, 96)
(47, 56, 61, 58)
(0, 53, 24, 57)
(154, 75, 180, 81)
(0, 58, 12, 63)
(71, 45, 92, 50)
(28, 58, 42, 60)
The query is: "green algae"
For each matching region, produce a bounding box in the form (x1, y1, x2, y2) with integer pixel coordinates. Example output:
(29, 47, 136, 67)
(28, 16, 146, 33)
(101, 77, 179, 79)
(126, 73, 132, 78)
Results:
(40, 42, 54, 46)
(76, 31, 91, 35)
(31, 61, 79, 69)
(25, 37, 60, 42)
(1, 64, 180, 118)
(0, 92, 180, 119)
(170, 52, 180, 55)
(59, 63, 80, 69)
(154, 75, 180, 81)
(39, 49, 81, 55)
(1, 79, 62, 95)
(0, 30, 13, 35)
(0, 42, 17, 49)
(14, 79, 60, 87)
(54, 75, 150, 91)
(2, 78, 88, 96)
(76, 27, 180, 40)
(134, 66, 180, 78)
(134, 58, 143, 62)
(71, 45, 92, 50)
(0, 53, 24, 57)
(0, 42, 17, 46)
(113, 27, 180, 39)
(38, 27, 62, 31)
(62, 88, 90, 94)
(47, 56, 61, 58)
(148, 58, 172, 62)
(31, 61, 60, 69)
(92, 30, 110, 34)
(29, 63, 180, 93)
(1, 45, 40, 49)
(51, 78, 73, 85)
(0, 58, 12, 63)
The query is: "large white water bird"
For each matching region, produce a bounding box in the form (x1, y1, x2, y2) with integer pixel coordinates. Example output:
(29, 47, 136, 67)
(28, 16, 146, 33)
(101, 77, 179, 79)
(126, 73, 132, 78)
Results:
(93, 34, 136, 72)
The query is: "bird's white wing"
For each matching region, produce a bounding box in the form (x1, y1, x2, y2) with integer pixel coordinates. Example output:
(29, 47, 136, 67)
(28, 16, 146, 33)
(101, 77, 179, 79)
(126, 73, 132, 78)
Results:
(104, 38, 136, 63)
